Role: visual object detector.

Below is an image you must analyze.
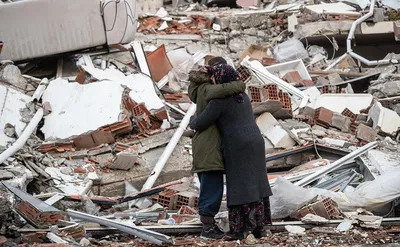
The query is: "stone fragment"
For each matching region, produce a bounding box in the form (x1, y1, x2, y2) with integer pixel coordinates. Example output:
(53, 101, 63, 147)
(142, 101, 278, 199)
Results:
(229, 36, 258, 53)
(331, 113, 351, 133)
(257, 112, 296, 149)
(243, 28, 257, 36)
(356, 124, 378, 142)
(108, 148, 138, 171)
(368, 102, 400, 136)
(301, 214, 329, 225)
(285, 225, 306, 235)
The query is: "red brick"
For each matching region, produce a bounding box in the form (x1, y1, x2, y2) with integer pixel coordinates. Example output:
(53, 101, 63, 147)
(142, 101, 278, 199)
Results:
(282, 71, 302, 83)
(314, 107, 333, 127)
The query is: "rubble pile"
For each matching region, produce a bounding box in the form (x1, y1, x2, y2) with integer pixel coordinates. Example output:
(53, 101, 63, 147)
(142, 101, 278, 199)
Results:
(2, 0, 400, 246)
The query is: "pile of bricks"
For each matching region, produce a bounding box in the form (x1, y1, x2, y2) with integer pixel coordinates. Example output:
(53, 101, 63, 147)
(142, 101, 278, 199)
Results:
(237, 66, 252, 83)
(155, 189, 199, 210)
(295, 197, 341, 220)
(297, 104, 378, 142)
(248, 85, 293, 115)
(314, 107, 333, 128)
(282, 71, 314, 87)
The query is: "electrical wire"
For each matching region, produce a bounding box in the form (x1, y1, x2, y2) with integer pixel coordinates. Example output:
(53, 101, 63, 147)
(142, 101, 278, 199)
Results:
(320, 33, 337, 60)
(309, 127, 322, 160)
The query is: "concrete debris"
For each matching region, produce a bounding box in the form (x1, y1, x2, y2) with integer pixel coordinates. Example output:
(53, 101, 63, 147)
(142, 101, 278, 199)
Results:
(109, 147, 139, 171)
(368, 101, 400, 136)
(256, 112, 296, 149)
(301, 214, 329, 225)
(285, 225, 306, 235)
(3, 1, 400, 246)
(0, 85, 31, 147)
(337, 219, 354, 232)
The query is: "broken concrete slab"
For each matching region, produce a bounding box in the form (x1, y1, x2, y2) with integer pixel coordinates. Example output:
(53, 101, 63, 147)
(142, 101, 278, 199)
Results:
(256, 112, 296, 149)
(294, 21, 355, 39)
(0, 64, 30, 92)
(41, 68, 165, 140)
(331, 113, 352, 133)
(305, 2, 359, 15)
(369, 80, 400, 98)
(368, 102, 400, 136)
(361, 21, 394, 34)
(80, 66, 165, 112)
(315, 94, 373, 115)
(285, 225, 306, 235)
(99, 137, 192, 197)
(0, 85, 31, 148)
(41, 78, 126, 140)
(301, 214, 329, 225)
(312, 227, 338, 234)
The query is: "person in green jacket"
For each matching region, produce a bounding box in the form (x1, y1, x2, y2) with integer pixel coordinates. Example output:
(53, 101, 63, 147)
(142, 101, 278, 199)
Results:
(187, 57, 246, 240)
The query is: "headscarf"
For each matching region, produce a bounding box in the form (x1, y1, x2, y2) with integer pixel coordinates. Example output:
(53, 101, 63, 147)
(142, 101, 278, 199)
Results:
(205, 64, 238, 84)
(204, 64, 244, 102)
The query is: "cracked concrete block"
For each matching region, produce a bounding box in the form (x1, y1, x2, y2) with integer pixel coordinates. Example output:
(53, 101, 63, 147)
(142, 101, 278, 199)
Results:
(369, 80, 400, 98)
(368, 102, 400, 136)
(356, 124, 378, 143)
(257, 112, 296, 149)
(108, 148, 138, 171)
(331, 113, 351, 133)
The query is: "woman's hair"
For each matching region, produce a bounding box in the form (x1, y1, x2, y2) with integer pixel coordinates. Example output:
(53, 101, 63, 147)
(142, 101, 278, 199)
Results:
(208, 57, 227, 66)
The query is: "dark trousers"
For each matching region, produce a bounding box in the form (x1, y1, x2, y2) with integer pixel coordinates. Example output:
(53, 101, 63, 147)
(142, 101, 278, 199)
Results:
(197, 171, 224, 217)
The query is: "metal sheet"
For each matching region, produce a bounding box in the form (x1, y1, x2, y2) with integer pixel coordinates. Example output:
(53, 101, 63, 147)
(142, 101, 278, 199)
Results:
(67, 210, 173, 246)
(2, 182, 61, 213)
(0, 0, 107, 61)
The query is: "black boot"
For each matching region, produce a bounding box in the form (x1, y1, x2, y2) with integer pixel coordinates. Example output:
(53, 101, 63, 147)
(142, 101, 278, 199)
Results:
(200, 216, 226, 240)
(222, 231, 245, 241)
(252, 226, 271, 238)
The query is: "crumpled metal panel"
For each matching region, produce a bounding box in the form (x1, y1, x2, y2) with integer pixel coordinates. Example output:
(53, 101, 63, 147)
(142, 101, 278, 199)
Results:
(0, 0, 106, 61)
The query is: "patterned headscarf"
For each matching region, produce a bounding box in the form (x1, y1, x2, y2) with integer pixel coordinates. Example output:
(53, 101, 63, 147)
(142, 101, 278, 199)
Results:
(204, 64, 239, 84)
(204, 64, 244, 103)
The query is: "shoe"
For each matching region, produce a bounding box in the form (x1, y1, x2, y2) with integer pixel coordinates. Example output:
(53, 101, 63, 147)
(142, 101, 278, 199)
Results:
(252, 227, 271, 238)
(222, 231, 244, 241)
(200, 216, 226, 240)
(200, 225, 226, 240)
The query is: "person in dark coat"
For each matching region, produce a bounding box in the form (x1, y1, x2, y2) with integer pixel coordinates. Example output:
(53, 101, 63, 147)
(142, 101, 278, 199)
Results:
(189, 64, 273, 240)
(188, 61, 246, 240)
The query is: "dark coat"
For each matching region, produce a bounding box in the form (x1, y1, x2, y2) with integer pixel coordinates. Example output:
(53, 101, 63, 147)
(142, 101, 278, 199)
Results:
(188, 80, 246, 173)
(189, 94, 273, 206)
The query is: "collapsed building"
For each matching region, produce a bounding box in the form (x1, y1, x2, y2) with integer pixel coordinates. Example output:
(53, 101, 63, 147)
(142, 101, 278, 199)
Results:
(2, 0, 400, 246)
